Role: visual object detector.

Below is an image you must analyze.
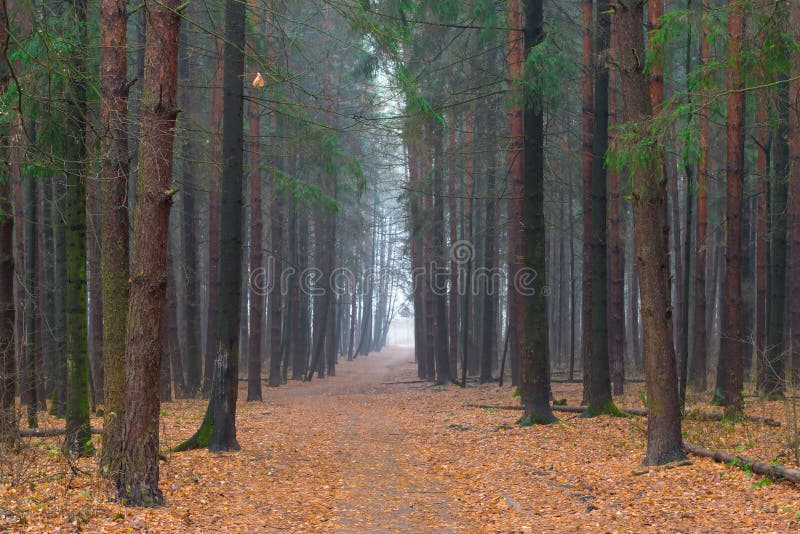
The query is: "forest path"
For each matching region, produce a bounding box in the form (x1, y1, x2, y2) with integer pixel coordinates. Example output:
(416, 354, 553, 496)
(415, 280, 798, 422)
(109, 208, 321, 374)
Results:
(23, 345, 800, 532)
(264, 346, 461, 532)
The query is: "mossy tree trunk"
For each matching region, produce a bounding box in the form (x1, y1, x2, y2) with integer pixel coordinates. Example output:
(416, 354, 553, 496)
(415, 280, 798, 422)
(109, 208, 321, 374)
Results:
(176, 0, 244, 453)
(63, 0, 93, 458)
(99, 0, 130, 474)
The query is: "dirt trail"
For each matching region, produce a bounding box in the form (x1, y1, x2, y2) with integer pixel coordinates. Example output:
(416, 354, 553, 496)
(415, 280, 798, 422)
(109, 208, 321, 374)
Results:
(14, 345, 800, 532)
(266, 347, 461, 532)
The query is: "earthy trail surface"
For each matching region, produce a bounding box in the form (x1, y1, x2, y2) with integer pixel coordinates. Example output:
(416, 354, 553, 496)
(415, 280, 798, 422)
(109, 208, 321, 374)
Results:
(4, 346, 800, 532)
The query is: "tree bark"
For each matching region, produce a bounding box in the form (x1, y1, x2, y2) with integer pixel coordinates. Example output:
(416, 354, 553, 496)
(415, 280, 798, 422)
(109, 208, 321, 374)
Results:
(209, 0, 246, 450)
(766, 81, 788, 396)
(614, 0, 685, 465)
(755, 98, 769, 391)
(21, 137, 38, 428)
(114, 0, 181, 505)
(516, 0, 556, 426)
(720, 0, 745, 415)
(607, 10, 625, 396)
(0, 6, 15, 443)
(585, 0, 616, 415)
(448, 111, 459, 377)
(64, 0, 92, 458)
(87, 169, 103, 411)
(247, 13, 264, 398)
(580, 0, 594, 405)
(788, 3, 800, 388)
(432, 120, 451, 385)
(99, 0, 130, 472)
(691, 0, 710, 392)
(506, 5, 523, 388)
(268, 187, 283, 386)
(203, 36, 224, 396)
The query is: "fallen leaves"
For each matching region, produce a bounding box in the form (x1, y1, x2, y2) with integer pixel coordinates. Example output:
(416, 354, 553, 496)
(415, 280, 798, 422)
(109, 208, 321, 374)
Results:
(2, 347, 800, 531)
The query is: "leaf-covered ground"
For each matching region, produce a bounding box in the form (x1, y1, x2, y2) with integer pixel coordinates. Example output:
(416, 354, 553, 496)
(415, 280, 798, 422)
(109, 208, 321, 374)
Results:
(3, 346, 800, 532)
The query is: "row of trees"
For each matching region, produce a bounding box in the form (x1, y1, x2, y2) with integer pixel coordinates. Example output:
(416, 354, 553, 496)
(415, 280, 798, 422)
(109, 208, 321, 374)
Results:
(0, 0, 407, 505)
(2, 0, 800, 507)
(399, 0, 800, 466)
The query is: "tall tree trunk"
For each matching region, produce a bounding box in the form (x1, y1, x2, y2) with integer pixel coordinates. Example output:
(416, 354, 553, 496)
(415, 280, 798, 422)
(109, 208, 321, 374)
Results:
(506, 8, 523, 387)
(516, 0, 555, 425)
(268, 187, 283, 386)
(607, 10, 625, 395)
(177, 0, 244, 452)
(680, 1, 695, 407)
(267, 121, 284, 384)
(0, 179, 14, 446)
(209, 0, 245, 449)
(87, 172, 103, 411)
(64, 0, 92, 457)
(569, 176, 578, 381)
(448, 111, 459, 377)
(432, 120, 451, 385)
(755, 98, 769, 390)
(50, 173, 67, 417)
(181, 176, 201, 396)
(691, 0, 710, 391)
(114, 0, 180, 505)
(35, 175, 51, 413)
(720, 0, 745, 415)
(765, 80, 788, 396)
(585, 0, 615, 415)
(0, 0, 16, 447)
(788, 4, 800, 388)
(480, 113, 498, 384)
(294, 209, 310, 378)
(247, 15, 264, 398)
(100, 0, 130, 471)
(22, 137, 38, 428)
(580, 0, 594, 405)
(203, 36, 224, 396)
(615, 0, 685, 465)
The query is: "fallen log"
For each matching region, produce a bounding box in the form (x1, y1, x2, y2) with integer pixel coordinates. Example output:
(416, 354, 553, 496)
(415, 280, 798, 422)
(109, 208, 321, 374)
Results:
(465, 404, 780, 426)
(683, 442, 800, 483)
(20, 427, 103, 438)
(465, 403, 647, 416)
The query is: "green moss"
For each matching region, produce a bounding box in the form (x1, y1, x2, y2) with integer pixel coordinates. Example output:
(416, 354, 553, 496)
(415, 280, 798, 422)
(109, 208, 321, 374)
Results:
(581, 401, 629, 418)
(173, 412, 213, 452)
(516, 411, 558, 426)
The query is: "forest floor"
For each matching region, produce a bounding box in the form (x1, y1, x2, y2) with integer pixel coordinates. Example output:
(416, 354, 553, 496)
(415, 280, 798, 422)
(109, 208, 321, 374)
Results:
(3, 346, 800, 532)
